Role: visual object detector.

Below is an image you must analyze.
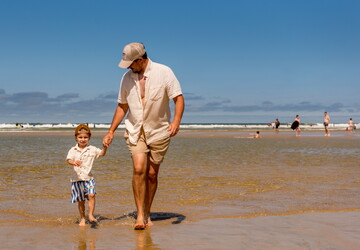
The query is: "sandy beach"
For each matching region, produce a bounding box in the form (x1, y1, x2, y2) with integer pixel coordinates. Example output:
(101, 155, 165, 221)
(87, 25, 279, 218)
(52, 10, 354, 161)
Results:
(1, 129, 359, 249)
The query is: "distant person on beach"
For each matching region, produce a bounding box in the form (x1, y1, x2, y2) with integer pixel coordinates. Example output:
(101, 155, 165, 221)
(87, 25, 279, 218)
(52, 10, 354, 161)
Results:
(348, 118, 354, 134)
(323, 112, 330, 136)
(248, 131, 260, 138)
(66, 124, 107, 226)
(275, 118, 280, 132)
(102, 42, 184, 230)
(291, 115, 301, 136)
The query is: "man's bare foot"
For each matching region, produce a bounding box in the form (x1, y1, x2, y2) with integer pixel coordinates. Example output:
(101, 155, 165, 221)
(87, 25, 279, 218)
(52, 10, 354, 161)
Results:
(88, 215, 98, 223)
(134, 217, 146, 230)
(146, 218, 154, 227)
(79, 218, 86, 226)
(134, 223, 146, 230)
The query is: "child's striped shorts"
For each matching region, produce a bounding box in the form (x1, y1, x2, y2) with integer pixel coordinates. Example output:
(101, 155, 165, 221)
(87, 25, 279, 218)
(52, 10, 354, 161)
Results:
(71, 178, 96, 203)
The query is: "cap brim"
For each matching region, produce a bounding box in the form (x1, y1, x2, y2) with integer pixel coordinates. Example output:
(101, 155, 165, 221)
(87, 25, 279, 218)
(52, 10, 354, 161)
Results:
(118, 59, 134, 69)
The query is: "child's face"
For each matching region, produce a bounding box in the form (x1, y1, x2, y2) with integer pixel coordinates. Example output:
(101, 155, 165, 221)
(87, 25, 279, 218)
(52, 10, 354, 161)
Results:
(75, 133, 90, 148)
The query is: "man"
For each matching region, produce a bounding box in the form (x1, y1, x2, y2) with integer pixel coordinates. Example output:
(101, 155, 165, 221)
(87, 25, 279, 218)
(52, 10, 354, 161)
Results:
(348, 118, 354, 134)
(103, 42, 184, 230)
(275, 118, 280, 132)
(324, 112, 330, 136)
(291, 115, 301, 136)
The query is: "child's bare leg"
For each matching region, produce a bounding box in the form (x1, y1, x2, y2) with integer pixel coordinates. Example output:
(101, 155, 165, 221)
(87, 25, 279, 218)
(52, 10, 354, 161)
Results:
(78, 201, 86, 226)
(88, 193, 97, 222)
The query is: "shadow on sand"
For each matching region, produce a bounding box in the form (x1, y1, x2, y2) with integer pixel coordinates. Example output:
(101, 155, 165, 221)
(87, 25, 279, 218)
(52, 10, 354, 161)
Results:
(98, 211, 186, 225)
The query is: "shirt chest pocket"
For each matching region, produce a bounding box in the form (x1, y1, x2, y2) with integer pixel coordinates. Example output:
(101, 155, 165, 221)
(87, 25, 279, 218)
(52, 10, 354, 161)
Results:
(149, 86, 165, 101)
(81, 153, 96, 160)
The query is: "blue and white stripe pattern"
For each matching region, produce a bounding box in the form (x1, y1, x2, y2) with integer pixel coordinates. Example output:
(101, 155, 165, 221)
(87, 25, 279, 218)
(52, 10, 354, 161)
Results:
(70, 179, 96, 203)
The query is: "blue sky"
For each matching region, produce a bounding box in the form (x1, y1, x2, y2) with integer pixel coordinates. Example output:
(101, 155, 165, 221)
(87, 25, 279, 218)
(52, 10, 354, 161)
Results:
(1, 0, 359, 124)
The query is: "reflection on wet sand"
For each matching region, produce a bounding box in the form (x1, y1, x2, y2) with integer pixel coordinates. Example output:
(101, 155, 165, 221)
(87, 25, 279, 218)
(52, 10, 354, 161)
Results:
(77, 227, 96, 250)
(135, 229, 155, 249)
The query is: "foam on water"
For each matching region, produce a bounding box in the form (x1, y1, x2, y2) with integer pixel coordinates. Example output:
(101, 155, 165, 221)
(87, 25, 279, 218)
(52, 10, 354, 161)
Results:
(0, 122, 356, 130)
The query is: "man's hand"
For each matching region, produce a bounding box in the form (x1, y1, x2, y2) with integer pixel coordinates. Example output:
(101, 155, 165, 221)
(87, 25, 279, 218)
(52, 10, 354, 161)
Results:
(103, 132, 114, 147)
(169, 95, 184, 137)
(168, 120, 180, 137)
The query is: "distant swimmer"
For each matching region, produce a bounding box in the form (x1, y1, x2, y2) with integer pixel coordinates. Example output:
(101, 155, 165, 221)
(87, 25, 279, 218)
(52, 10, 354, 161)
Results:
(15, 123, 23, 128)
(323, 112, 330, 136)
(348, 118, 354, 134)
(291, 115, 300, 136)
(234, 131, 261, 139)
(252, 131, 260, 138)
(248, 131, 260, 138)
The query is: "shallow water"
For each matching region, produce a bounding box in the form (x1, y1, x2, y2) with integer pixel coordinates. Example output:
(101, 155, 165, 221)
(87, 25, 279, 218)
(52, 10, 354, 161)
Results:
(0, 130, 360, 248)
(1, 130, 359, 223)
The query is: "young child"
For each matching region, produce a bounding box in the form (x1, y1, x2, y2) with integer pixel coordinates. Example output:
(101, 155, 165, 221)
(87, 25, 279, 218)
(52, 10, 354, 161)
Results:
(248, 131, 260, 138)
(66, 124, 107, 226)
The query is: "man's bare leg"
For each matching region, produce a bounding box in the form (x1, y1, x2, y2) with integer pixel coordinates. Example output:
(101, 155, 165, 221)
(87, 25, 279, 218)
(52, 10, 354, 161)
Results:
(325, 126, 330, 136)
(88, 194, 97, 222)
(78, 201, 86, 226)
(145, 160, 160, 226)
(132, 153, 148, 229)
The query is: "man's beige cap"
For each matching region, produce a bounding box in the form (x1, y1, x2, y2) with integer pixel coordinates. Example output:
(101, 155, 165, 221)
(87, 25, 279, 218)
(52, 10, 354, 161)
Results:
(118, 42, 146, 68)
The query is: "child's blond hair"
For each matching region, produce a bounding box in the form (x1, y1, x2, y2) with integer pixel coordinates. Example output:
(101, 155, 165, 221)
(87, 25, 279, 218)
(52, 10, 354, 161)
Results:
(75, 124, 91, 136)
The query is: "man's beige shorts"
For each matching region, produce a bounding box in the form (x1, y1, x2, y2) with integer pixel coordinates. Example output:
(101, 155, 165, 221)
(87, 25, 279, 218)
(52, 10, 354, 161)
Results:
(124, 130, 170, 165)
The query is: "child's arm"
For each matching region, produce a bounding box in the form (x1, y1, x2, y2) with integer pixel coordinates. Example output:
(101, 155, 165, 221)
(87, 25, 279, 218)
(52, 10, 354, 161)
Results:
(66, 148, 82, 166)
(97, 146, 108, 158)
(66, 158, 82, 167)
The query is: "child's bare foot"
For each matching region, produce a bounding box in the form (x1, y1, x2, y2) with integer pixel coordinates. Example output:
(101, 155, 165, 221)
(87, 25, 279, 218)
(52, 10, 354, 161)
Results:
(79, 218, 86, 226)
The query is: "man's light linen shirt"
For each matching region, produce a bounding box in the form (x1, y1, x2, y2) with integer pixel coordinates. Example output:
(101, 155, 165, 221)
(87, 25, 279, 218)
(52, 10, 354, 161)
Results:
(118, 59, 182, 145)
(66, 145, 102, 182)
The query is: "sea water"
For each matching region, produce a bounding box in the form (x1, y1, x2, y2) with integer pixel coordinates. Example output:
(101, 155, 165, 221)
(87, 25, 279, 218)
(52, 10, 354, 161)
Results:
(1, 130, 359, 225)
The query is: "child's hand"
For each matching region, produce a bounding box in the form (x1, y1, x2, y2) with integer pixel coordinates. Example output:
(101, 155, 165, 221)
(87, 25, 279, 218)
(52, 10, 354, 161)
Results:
(74, 160, 82, 167)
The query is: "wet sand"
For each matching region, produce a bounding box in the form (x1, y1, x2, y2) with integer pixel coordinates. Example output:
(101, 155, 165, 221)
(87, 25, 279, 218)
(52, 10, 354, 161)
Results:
(0, 129, 359, 249)
(1, 211, 360, 249)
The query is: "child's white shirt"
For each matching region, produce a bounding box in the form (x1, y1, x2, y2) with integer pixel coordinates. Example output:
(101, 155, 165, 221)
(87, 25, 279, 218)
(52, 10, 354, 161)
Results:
(66, 144, 102, 182)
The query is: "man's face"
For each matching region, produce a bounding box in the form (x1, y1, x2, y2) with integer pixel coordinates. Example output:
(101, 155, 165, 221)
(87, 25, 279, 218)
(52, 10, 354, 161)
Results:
(128, 58, 144, 73)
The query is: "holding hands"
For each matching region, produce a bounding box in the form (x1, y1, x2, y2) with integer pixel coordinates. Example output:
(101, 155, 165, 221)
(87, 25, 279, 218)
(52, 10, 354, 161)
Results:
(103, 131, 114, 147)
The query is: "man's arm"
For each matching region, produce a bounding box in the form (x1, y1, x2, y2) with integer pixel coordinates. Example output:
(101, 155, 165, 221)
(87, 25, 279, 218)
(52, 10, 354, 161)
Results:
(168, 94, 184, 137)
(103, 103, 129, 147)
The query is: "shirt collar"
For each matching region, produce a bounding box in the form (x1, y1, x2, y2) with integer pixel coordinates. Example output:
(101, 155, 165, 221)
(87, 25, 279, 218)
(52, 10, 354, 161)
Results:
(74, 144, 89, 152)
(143, 58, 152, 77)
(130, 58, 152, 80)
